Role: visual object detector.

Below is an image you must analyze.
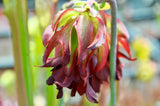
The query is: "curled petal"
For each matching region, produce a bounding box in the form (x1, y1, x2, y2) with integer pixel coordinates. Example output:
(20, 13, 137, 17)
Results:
(77, 81, 86, 95)
(75, 14, 93, 60)
(55, 76, 73, 88)
(46, 75, 55, 85)
(90, 75, 101, 92)
(118, 34, 131, 57)
(43, 20, 75, 63)
(99, 10, 129, 39)
(118, 52, 136, 61)
(95, 64, 110, 82)
(52, 9, 79, 32)
(43, 31, 60, 63)
(56, 85, 63, 99)
(94, 40, 109, 73)
(86, 80, 98, 103)
(42, 25, 53, 47)
(87, 17, 106, 50)
(41, 57, 63, 67)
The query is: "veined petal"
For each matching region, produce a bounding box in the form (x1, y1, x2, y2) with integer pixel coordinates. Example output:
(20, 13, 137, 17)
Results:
(86, 80, 98, 103)
(41, 57, 63, 67)
(118, 34, 131, 57)
(56, 85, 63, 99)
(43, 20, 75, 63)
(77, 81, 86, 95)
(75, 13, 93, 60)
(58, 19, 76, 66)
(52, 9, 79, 32)
(90, 75, 101, 92)
(94, 40, 109, 73)
(43, 31, 60, 63)
(42, 25, 53, 47)
(95, 61, 110, 82)
(87, 17, 106, 50)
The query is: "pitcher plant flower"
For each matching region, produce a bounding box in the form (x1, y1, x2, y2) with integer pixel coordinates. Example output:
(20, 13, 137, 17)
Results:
(41, 0, 135, 103)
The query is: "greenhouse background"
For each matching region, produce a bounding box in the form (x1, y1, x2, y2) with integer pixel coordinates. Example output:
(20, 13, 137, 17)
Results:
(0, 0, 160, 106)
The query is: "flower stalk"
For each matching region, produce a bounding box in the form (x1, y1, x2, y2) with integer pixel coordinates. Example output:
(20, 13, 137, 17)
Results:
(3, 0, 33, 106)
(107, 0, 118, 106)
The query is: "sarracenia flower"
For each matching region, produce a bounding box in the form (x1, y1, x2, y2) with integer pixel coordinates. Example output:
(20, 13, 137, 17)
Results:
(41, 1, 135, 103)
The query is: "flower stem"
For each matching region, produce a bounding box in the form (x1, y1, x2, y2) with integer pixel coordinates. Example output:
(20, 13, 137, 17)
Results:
(3, 0, 33, 105)
(107, 0, 117, 106)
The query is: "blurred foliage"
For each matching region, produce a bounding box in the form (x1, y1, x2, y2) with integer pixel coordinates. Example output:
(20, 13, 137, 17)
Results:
(3, 0, 33, 105)
(137, 61, 156, 82)
(131, 37, 157, 82)
(0, 70, 15, 97)
(35, 0, 52, 30)
(28, 0, 59, 106)
(132, 37, 152, 61)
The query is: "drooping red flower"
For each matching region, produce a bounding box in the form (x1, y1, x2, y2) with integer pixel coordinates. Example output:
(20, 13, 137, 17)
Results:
(41, 1, 135, 103)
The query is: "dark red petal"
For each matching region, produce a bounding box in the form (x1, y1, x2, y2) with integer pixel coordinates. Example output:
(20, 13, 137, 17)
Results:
(51, 65, 62, 72)
(116, 59, 123, 80)
(87, 17, 106, 50)
(94, 40, 109, 73)
(56, 85, 63, 99)
(90, 75, 101, 92)
(55, 44, 63, 57)
(42, 25, 53, 47)
(54, 75, 73, 87)
(52, 68, 66, 83)
(46, 75, 55, 85)
(77, 81, 86, 95)
(86, 80, 98, 103)
(70, 83, 77, 97)
(95, 64, 110, 82)
(80, 49, 96, 76)
(41, 57, 63, 67)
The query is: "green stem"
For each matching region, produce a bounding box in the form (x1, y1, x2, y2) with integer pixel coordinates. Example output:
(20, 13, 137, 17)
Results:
(3, 0, 33, 106)
(107, 0, 117, 106)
